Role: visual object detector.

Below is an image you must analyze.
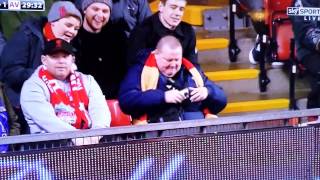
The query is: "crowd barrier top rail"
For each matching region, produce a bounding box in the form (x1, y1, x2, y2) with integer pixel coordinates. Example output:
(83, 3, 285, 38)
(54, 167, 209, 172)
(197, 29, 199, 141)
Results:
(0, 108, 320, 145)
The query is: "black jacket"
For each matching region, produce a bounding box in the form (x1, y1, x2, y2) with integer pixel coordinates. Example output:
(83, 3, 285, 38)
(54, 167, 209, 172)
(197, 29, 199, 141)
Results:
(127, 12, 198, 66)
(72, 24, 128, 99)
(0, 17, 47, 106)
(291, 0, 320, 61)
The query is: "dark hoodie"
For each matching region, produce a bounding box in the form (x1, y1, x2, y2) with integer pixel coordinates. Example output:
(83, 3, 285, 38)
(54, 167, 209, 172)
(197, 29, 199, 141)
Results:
(0, 17, 47, 106)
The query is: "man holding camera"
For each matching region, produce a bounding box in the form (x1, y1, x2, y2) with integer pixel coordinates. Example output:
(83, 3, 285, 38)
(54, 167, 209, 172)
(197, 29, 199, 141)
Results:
(119, 36, 227, 124)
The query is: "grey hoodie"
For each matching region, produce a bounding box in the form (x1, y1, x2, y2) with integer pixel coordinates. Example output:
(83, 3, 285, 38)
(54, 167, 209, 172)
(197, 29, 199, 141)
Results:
(20, 66, 111, 134)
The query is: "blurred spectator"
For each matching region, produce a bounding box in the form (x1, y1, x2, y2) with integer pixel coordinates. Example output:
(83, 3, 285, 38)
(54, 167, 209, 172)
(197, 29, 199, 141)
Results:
(0, 1, 82, 134)
(126, 0, 198, 67)
(74, 0, 151, 37)
(110, 0, 151, 38)
(291, 0, 320, 109)
(0, 30, 5, 56)
(0, 0, 54, 39)
(72, 0, 127, 98)
(234, 0, 268, 64)
(20, 39, 110, 137)
(119, 35, 227, 125)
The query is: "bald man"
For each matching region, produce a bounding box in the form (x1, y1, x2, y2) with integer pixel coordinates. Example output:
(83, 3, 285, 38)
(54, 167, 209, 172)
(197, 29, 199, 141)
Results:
(119, 35, 227, 124)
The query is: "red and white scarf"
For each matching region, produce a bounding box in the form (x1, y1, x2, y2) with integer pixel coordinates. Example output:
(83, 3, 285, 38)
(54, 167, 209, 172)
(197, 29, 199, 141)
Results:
(141, 53, 204, 91)
(43, 22, 57, 41)
(137, 53, 214, 121)
(39, 66, 91, 129)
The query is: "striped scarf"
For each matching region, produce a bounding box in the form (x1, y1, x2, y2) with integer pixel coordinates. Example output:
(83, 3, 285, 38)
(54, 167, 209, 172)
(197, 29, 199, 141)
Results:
(39, 66, 91, 129)
(136, 53, 214, 122)
(141, 53, 204, 91)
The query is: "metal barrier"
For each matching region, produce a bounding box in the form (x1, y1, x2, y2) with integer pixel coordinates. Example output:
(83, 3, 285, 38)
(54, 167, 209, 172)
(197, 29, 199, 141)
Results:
(0, 108, 319, 147)
(1, 109, 320, 179)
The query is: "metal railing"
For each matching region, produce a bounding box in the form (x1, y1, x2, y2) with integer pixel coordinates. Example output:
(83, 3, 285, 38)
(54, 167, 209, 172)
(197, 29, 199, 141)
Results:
(0, 108, 319, 147)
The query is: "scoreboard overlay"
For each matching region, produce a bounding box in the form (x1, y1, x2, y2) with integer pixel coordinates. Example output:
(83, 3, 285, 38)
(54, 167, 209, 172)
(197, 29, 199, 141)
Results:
(0, 0, 45, 11)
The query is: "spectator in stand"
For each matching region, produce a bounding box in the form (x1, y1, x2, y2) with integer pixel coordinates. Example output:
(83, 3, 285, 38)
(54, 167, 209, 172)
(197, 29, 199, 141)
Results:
(0, 1, 82, 134)
(291, 0, 320, 109)
(0, 30, 5, 56)
(110, 0, 151, 38)
(72, 0, 127, 99)
(74, 0, 151, 37)
(126, 0, 198, 67)
(20, 39, 110, 140)
(119, 35, 227, 125)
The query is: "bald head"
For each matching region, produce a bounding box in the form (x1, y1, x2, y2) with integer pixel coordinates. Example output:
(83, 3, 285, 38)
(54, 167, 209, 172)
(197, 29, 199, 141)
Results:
(160, 0, 187, 5)
(156, 35, 182, 52)
(155, 36, 183, 77)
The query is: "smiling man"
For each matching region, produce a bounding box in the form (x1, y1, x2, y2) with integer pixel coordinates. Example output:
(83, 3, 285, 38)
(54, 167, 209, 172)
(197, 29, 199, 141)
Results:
(119, 36, 226, 124)
(0, 1, 82, 134)
(127, 0, 198, 67)
(20, 39, 110, 136)
(72, 0, 128, 99)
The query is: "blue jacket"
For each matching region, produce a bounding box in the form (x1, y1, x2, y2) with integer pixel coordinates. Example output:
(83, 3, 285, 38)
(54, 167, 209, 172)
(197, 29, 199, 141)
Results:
(119, 61, 227, 122)
(0, 17, 46, 107)
(111, 0, 152, 37)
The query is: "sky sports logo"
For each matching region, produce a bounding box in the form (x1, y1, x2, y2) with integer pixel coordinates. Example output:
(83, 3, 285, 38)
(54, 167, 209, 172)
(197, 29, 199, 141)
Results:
(287, 7, 320, 16)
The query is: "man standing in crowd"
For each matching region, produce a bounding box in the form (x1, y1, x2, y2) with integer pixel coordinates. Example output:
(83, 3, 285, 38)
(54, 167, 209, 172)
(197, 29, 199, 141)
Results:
(291, 0, 320, 109)
(75, 0, 151, 37)
(20, 39, 110, 142)
(127, 0, 198, 67)
(119, 36, 226, 125)
(110, 0, 151, 38)
(1, 1, 82, 134)
(72, 0, 127, 99)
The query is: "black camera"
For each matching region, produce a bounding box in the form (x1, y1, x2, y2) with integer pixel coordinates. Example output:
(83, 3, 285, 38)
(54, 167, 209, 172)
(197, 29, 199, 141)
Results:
(180, 88, 190, 98)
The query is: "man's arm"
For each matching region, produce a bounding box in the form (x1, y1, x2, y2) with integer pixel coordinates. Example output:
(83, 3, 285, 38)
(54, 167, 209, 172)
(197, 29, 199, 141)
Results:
(183, 25, 199, 66)
(137, 0, 152, 24)
(119, 65, 166, 117)
(20, 78, 77, 133)
(85, 74, 111, 128)
(0, 31, 6, 56)
(198, 68, 227, 114)
(291, 0, 320, 52)
(1, 30, 35, 90)
(126, 25, 150, 66)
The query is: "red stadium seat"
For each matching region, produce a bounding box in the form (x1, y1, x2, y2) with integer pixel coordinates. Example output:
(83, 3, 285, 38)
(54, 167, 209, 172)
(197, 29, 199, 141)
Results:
(264, 0, 293, 62)
(106, 99, 132, 127)
(264, 0, 300, 109)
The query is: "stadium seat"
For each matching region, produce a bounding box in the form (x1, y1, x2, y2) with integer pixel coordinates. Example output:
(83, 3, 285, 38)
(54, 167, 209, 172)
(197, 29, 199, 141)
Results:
(264, 0, 293, 62)
(106, 99, 132, 127)
(264, 0, 299, 109)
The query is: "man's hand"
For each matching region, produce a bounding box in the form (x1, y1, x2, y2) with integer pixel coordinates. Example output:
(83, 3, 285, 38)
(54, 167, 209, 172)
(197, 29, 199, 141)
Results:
(132, 119, 148, 125)
(72, 136, 102, 146)
(165, 89, 188, 103)
(189, 87, 208, 102)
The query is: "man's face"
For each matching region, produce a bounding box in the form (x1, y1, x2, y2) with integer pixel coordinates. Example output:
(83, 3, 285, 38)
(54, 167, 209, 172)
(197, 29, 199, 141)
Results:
(51, 16, 81, 42)
(159, 0, 186, 29)
(41, 52, 74, 80)
(83, 2, 111, 33)
(155, 45, 182, 77)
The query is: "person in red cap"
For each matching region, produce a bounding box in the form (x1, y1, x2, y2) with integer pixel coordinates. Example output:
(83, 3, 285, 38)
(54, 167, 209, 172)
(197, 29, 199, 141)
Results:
(20, 39, 110, 145)
(0, 1, 82, 134)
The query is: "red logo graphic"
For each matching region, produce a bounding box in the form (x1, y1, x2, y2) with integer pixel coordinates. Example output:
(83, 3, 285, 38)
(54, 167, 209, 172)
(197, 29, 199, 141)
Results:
(56, 39, 62, 48)
(59, 6, 67, 18)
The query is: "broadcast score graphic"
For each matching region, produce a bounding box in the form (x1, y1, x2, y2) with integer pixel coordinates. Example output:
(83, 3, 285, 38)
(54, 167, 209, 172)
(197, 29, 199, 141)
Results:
(287, 7, 320, 16)
(0, 0, 45, 11)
